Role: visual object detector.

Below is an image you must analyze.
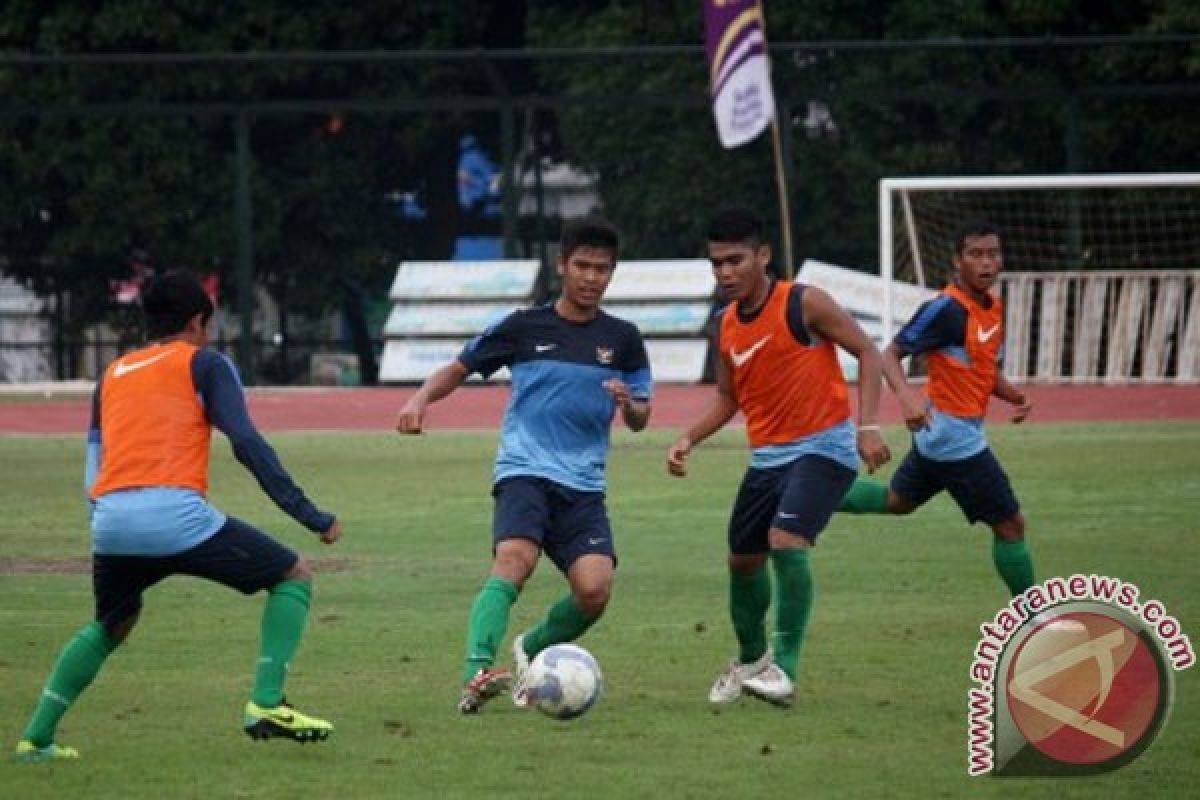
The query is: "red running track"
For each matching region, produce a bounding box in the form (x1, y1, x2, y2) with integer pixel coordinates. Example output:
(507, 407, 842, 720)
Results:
(1, 384, 1198, 435)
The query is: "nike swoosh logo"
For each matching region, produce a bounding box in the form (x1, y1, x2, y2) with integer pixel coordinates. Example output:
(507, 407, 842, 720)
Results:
(731, 335, 772, 368)
(274, 712, 295, 723)
(112, 351, 172, 377)
(976, 323, 1000, 343)
(535, 344, 557, 352)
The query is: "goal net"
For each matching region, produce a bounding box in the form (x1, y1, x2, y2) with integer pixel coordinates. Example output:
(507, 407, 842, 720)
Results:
(879, 174, 1200, 384)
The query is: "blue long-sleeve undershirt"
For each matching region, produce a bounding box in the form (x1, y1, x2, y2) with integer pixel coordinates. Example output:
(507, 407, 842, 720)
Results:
(192, 350, 334, 533)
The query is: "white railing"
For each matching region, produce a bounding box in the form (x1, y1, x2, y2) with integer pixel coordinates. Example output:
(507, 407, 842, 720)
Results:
(998, 271, 1200, 384)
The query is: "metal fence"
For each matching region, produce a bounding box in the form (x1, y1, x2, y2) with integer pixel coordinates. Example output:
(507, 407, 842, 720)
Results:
(2, 36, 1198, 383)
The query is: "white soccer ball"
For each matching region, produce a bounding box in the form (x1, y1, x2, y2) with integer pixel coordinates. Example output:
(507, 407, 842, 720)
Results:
(525, 643, 603, 720)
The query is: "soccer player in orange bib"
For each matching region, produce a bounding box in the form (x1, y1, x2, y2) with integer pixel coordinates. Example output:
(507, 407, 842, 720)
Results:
(837, 220, 1036, 599)
(667, 208, 912, 707)
(15, 272, 342, 763)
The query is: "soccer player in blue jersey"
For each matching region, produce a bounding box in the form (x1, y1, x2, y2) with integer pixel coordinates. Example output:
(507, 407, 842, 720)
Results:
(396, 218, 653, 713)
(838, 220, 1036, 598)
(15, 272, 342, 763)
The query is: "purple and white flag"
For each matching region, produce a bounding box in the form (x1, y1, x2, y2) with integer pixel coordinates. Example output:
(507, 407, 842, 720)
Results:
(703, 0, 775, 149)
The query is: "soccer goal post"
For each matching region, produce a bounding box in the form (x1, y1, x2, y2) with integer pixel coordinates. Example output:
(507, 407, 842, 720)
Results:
(879, 173, 1200, 384)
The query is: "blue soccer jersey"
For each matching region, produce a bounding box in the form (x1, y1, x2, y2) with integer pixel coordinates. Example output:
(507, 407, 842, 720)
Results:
(458, 305, 653, 491)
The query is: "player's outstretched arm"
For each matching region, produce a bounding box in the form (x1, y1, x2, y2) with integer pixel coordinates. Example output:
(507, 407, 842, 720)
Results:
(882, 342, 932, 432)
(395, 360, 469, 434)
(198, 351, 339, 537)
(666, 353, 737, 477)
(992, 372, 1032, 423)
(802, 287, 890, 473)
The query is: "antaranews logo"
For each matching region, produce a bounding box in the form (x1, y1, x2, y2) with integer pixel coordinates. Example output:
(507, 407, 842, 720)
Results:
(967, 574, 1194, 777)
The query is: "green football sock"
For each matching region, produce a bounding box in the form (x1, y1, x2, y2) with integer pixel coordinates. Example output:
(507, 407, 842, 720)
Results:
(522, 595, 597, 659)
(252, 578, 312, 707)
(22, 621, 115, 747)
(837, 478, 889, 514)
(729, 568, 771, 665)
(462, 576, 519, 684)
(992, 539, 1035, 597)
(770, 549, 814, 681)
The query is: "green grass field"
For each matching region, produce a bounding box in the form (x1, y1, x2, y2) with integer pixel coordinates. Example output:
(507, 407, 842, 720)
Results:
(2, 423, 1198, 799)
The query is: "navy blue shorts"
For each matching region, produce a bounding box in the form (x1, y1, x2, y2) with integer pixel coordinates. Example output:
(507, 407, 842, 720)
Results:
(727, 455, 857, 553)
(492, 476, 614, 572)
(890, 446, 1020, 525)
(92, 517, 298, 635)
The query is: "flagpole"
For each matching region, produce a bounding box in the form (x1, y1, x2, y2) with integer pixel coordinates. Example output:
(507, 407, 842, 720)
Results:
(768, 115, 794, 279)
(757, 0, 793, 279)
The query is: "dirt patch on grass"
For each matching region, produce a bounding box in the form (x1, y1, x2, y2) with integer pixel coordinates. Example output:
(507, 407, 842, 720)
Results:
(311, 556, 355, 573)
(0, 555, 357, 575)
(0, 557, 91, 575)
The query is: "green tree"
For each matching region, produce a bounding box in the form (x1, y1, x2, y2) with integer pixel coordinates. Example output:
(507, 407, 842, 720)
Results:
(0, 0, 526, 373)
(528, 1, 1200, 270)
(1, 0, 1196, 378)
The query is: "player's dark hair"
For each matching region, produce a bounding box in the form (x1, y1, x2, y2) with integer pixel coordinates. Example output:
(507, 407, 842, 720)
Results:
(952, 219, 1002, 256)
(560, 216, 619, 261)
(706, 207, 766, 247)
(141, 271, 214, 340)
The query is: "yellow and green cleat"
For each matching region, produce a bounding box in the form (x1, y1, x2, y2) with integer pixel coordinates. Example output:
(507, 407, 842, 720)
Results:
(243, 701, 333, 743)
(15, 740, 79, 763)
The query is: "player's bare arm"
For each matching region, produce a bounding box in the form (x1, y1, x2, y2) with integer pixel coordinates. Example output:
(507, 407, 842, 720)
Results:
(603, 379, 651, 432)
(395, 360, 469, 434)
(993, 373, 1032, 423)
(882, 342, 933, 431)
(802, 286, 891, 473)
(667, 353, 738, 477)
